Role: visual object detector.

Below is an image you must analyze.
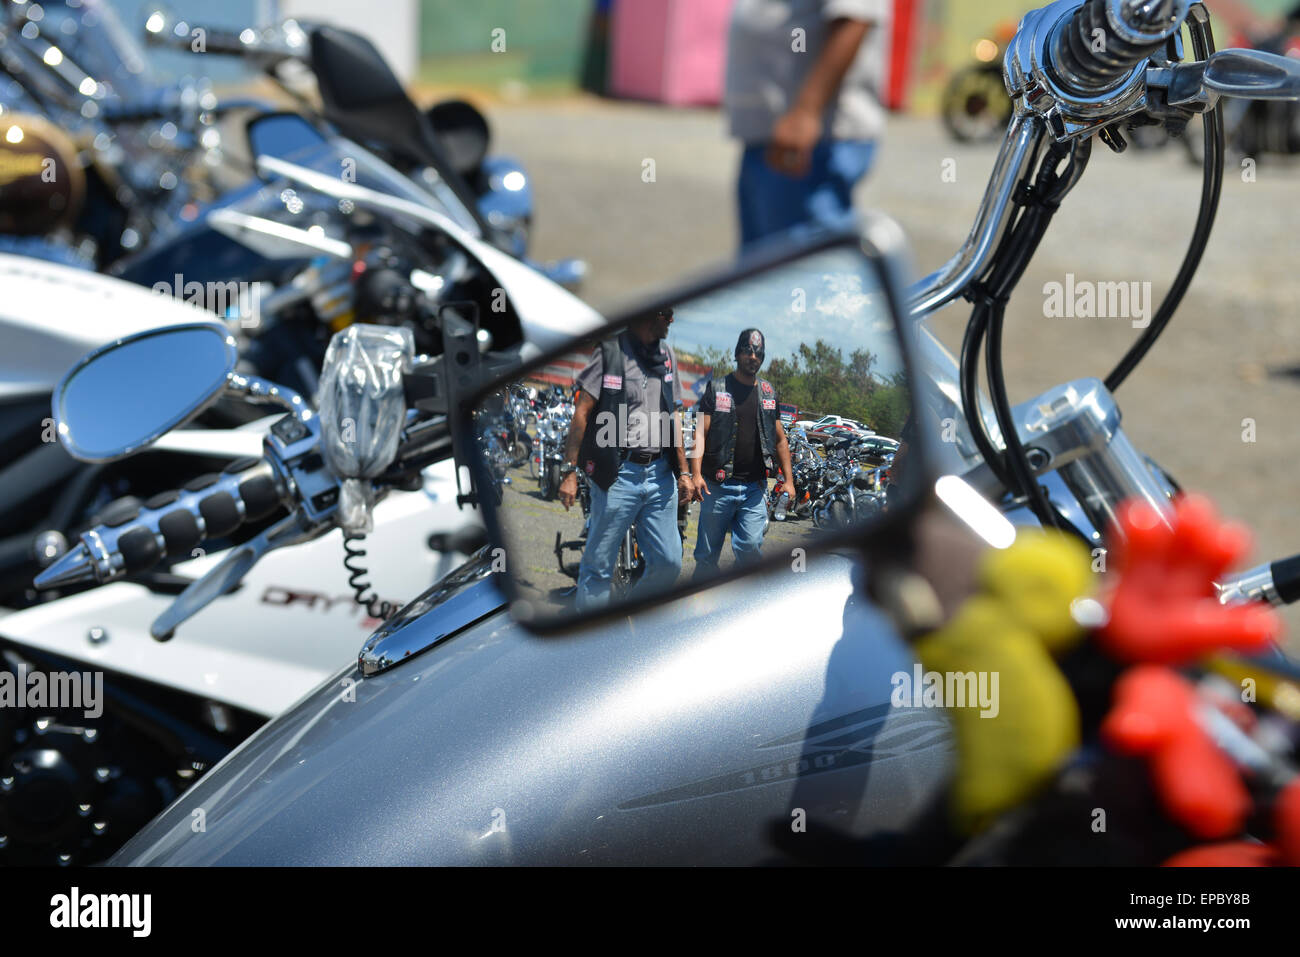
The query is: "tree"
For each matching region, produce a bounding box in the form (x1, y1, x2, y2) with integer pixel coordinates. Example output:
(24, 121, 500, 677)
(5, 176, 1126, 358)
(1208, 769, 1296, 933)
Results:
(683, 339, 909, 436)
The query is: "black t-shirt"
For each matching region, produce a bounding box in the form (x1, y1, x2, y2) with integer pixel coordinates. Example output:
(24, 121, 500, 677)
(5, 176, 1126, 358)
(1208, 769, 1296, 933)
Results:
(701, 374, 767, 483)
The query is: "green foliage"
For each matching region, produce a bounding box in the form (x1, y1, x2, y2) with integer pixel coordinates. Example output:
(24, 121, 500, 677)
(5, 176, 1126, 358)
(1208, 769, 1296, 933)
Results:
(685, 339, 909, 437)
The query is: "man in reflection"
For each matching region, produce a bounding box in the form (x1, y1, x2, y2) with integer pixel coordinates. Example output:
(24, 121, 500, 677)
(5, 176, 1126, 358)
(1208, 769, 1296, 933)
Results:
(689, 328, 795, 579)
(558, 307, 693, 610)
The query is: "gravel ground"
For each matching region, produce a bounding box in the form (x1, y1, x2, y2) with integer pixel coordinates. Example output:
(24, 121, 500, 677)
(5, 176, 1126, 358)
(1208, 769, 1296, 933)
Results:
(490, 98, 1300, 640)
(498, 457, 822, 614)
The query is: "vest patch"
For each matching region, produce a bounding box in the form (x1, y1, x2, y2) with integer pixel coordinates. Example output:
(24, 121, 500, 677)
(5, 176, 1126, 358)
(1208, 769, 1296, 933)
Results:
(761, 399, 776, 410)
(602, 374, 623, 390)
(664, 372, 673, 382)
(714, 392, 732, 412)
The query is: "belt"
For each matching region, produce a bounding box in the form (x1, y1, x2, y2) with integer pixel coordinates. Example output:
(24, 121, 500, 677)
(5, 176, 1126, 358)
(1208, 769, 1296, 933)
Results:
(625, 450, 662, 465)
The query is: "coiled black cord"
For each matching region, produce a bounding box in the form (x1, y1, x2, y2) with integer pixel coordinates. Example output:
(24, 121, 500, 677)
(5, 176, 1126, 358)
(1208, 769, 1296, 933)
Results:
(343, 531, 396, 621)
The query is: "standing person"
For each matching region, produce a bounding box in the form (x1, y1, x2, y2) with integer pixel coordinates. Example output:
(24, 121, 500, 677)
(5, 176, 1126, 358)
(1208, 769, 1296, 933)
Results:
(689, 329, 795, 579)
(558, 308, 693, 610)
(724, 0, 888, 249)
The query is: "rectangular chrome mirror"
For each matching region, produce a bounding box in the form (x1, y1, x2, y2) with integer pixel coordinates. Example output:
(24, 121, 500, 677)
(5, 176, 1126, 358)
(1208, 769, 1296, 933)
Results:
(464, 228, 924, 630)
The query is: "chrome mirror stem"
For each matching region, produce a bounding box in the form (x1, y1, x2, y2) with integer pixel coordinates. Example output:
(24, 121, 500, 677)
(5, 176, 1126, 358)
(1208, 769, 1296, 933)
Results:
(225, 373, 313, 424)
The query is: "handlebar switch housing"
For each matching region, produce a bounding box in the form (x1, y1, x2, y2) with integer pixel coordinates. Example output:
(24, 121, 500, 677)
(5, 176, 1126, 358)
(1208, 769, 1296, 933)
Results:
(1005, 0, 1193, 143)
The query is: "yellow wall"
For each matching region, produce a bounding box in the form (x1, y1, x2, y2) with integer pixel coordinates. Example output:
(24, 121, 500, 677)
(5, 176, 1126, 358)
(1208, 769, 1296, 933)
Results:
(929, 0, 1036, 72)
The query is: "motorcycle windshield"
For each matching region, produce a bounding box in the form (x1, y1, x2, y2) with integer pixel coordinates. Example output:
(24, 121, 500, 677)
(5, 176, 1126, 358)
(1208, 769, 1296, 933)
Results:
(225, 122, 477, 233)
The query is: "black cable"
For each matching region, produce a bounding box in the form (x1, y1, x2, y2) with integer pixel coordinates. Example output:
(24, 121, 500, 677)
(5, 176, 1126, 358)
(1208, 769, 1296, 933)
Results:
(959, 300, 1008, 486)
(958, 165, 1044, 491)
(976, 141, 1093, 533)
(1104, 17, 1224, 392)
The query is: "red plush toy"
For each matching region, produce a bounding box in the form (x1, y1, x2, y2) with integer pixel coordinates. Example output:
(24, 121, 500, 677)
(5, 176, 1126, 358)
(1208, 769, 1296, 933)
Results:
(1098, 495, 1277, 665)
(1102, 666, 1250, 840)
(1164, 778, 1300, 867)
(1097, 495, 1294, 862)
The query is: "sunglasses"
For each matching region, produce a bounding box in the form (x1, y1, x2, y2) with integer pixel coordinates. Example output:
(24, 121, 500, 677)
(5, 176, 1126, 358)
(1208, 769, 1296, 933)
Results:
(737, 346, 765, 358)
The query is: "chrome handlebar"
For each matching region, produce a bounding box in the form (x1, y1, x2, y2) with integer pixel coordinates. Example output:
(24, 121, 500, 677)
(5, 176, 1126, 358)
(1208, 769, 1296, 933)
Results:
(906, 114, 1044, 316)
(907, 1, 1196, 316)
(34, 457, 290, 590)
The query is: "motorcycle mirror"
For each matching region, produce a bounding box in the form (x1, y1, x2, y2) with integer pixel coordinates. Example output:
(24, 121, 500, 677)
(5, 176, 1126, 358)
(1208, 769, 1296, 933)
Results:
(461, 220, 927, 632)
(53, 322, 238, 462)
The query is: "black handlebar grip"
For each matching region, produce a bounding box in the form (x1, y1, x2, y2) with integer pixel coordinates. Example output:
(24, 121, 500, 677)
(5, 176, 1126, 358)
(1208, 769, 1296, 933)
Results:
(237, 471, 282, 521)
(118, 525, 163, 574)
(158, 509, 202, 555)
(1050, 0, 1189, 95)
(1271, 554, 1300, 606)
(198, 492, 242, 538)
(86, 458, 286, 581)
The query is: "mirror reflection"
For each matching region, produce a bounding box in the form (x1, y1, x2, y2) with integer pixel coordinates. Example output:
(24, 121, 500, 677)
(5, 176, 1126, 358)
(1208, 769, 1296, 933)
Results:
(58, 325, 235, 462)
(475, 244, 912, 621)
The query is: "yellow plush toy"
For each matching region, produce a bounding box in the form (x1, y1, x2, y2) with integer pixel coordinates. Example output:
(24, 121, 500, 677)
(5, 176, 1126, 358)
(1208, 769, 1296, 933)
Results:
(913, 529, 1094, 835)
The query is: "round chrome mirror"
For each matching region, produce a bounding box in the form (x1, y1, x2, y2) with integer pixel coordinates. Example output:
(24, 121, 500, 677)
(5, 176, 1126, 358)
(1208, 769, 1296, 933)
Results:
(54, 322, 238, 462)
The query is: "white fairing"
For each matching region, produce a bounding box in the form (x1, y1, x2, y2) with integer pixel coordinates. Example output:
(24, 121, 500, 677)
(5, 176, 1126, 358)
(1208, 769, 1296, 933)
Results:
(466, 236, 605, 361)
(0, 460, 475, 716)
(0, 256, 495, 717)
(0, 254, 219, 401)
(252, 155, 607, 360)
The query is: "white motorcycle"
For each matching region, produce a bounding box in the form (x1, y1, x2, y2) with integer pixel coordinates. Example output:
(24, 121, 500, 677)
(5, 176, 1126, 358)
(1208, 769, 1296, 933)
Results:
(0, 127, 602, 864)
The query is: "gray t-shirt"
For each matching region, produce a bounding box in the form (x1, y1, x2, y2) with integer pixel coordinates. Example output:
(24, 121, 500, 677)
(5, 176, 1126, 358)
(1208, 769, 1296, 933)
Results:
(725, 0, 888, 145)
(576, 335, 683, 454)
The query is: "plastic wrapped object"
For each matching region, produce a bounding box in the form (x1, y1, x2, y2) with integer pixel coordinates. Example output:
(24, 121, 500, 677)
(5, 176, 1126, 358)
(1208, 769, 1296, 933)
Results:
(317, 324, 414, 534)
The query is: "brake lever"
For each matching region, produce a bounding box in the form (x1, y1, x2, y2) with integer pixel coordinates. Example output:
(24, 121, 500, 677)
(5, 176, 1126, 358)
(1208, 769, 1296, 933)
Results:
(149, 509, 326, 641)
(1152, 48, 1300, 109)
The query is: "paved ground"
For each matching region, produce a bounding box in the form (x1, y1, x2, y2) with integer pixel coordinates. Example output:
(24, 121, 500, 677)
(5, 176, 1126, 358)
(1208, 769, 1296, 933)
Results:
(491, 98, 1300, 639)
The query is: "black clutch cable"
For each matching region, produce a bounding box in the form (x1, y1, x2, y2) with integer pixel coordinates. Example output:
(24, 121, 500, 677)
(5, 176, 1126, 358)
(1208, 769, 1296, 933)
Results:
(1104, 10, 1225, 392)
(962, 137, 1092, 531)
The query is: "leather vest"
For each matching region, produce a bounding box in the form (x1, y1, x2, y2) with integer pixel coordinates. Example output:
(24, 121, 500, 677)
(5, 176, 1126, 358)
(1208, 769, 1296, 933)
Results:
(578, 336, 675, 491)
(701, 374, 779, 482)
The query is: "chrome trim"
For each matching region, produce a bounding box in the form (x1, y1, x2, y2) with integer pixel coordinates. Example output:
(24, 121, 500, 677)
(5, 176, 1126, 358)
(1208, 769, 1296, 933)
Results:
(226, 372, 313, 424)
(958, 378, 1176, 537)
(255, 154, 474, 244)
(206, 208, 354, 261)
(359, 550, 504, 676)
(1216, 563, 1281, 607)
(906, 114, 1043, 317)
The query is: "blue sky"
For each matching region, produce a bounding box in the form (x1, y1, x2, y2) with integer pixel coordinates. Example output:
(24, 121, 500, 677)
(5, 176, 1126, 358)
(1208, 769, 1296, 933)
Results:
(665, 245, 905, 380)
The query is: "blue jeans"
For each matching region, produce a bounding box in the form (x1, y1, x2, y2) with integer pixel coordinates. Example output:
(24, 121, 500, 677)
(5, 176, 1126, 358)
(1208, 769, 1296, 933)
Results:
(737, 139, 876, 250)
(693, 478, 769, 580)
(577, 458, 682, 610)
